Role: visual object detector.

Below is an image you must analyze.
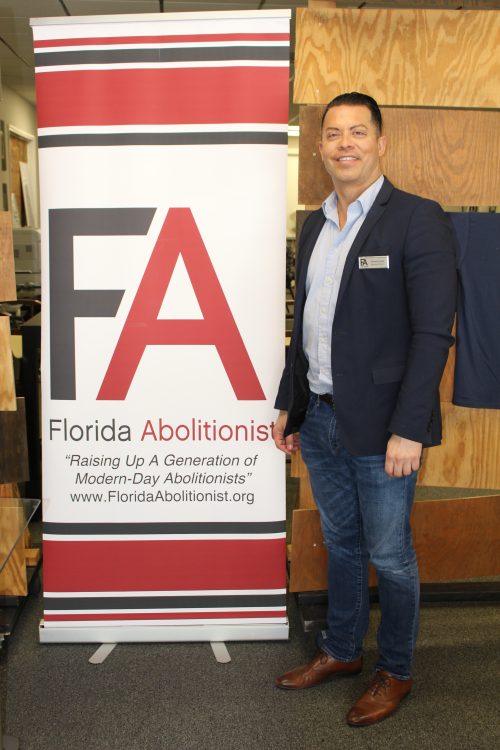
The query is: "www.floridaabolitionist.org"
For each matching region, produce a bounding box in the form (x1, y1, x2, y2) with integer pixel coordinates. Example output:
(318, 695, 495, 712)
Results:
(69, 488, 256, 504)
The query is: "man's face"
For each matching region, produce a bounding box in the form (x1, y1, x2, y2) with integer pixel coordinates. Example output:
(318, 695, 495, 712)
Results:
(318, 104, 387, 193)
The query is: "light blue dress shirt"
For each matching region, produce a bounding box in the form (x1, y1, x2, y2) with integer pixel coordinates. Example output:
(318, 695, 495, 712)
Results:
(303, 175, 384, 395)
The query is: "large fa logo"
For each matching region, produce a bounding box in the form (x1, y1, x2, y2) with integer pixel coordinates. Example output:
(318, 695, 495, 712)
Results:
(49, 208, 264, 401)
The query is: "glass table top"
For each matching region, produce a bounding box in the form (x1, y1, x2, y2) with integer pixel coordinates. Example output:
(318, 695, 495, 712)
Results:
(0, 498, 40, 574)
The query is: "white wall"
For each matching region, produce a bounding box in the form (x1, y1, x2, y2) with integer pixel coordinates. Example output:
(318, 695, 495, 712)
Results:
(0, 85, 37, 137)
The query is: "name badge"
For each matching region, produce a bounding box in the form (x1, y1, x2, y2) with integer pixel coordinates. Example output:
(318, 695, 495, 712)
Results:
(358, 255, 390, 270)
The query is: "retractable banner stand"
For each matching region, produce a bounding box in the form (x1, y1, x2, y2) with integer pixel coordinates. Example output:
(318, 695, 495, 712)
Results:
(31, 10, 290, 643)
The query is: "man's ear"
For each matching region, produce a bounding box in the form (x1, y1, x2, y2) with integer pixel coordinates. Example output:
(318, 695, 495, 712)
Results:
(378, 135, 387, 157)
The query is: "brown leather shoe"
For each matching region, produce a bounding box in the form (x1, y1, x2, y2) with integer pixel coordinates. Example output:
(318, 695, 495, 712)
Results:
(346, 671, 412, 726)
(275, 651, 363, 690)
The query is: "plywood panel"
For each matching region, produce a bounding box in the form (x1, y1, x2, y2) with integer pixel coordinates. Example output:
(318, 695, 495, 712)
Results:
(289, 508, 327, 592)
(0, 211, 16, 301)
(0, 483, 20, 498)
(290, 450, 316, 509)
(0, 315, 16, 410)
(419, 403, 500, 488)
(0, 397, 29, 484)
(289, 495, 500, 591)
(9, 135, 28, 228)
(294, 8, 500, 108)
(298, 106, 500, 207)
(413, 495, 500, 580)
(24, 547, 41, 565)
(313, 2, 500, 9)
(0, 546, 27, 596)
(0, 504, 28, 596)
(439, 324, 456, 403)
(298, 105, 329, 207)
(382, 110, 500, 206)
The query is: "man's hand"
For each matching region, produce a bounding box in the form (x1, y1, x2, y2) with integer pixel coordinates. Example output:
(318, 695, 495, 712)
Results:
(272, 411, 299, 455)
(385, 434, 422, 478)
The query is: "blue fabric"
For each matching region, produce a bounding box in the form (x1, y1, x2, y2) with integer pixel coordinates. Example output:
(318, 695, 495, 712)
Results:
(449, 212, 500, 409)
(300, 394, 419, 679)
(303, 176, 384, 395)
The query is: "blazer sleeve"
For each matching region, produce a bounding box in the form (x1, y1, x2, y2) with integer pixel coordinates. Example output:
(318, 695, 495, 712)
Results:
(388, 199, 457, 443)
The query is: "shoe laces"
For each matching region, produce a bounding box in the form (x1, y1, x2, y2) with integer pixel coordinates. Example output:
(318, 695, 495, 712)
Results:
(369, 673, 392, 696)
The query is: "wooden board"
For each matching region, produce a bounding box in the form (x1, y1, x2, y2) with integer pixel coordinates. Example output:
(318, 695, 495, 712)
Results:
(298, 105, 500, 207)
(418, 403, 500, 488)
(0, 503, 28, 596)
(0, 483, 20, 498)
(294, 8, 500, 108)
(24, 547, 41, 566)
(439, 324, 456, 404)
(0, 211, 16, 301)
(311, 2, 500, 9)
(290, 450, 316, 509)
(0, 315, 16, 410)
(0, 397, 30, 484)
(290, 494, 500, 591)
(289, 508, 327, 592)
(413, 495, 500, 580)
(9, 135, 28, 228)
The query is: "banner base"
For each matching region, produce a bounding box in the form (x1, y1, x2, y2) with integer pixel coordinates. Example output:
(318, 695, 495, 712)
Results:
(39, 620, 289, 644)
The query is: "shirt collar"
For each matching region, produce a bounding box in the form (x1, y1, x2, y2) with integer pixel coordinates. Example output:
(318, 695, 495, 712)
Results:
(322, 174, 385, 223)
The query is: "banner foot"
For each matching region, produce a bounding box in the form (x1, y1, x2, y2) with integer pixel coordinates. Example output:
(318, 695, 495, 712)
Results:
(89, 643, 117, 664)
(210, 641, 231, 663)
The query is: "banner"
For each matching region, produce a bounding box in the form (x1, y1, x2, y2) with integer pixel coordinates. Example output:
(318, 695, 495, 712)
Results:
(32, 10, 290, 643)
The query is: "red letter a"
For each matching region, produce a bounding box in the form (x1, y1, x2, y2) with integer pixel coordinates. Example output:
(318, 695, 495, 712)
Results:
(98, 208, 265, 400)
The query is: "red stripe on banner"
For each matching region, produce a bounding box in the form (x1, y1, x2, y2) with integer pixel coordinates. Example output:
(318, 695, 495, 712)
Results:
(43, 611, 287, 622)
(34, 34, 290, 48)
(35, 67, 289, 128)
(43, 538, 286, 592)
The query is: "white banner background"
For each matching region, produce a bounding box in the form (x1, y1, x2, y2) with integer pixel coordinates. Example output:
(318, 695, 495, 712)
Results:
(33, 10, 290, 642)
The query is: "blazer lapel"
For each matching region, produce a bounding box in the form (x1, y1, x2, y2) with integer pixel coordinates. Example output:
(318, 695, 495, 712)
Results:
(335, 178, 394, 312)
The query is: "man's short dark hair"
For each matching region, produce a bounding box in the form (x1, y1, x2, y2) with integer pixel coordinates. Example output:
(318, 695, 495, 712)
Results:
(321, 92, 383, 135)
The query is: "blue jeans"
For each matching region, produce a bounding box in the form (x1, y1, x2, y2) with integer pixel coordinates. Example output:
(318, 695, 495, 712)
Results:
(300, 394, 420, 680)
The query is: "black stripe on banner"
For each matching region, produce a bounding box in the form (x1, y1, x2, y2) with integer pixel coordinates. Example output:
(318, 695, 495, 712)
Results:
(44, 594, 286, 610)
(34, 46, 289, 67)
(37, 132, 288, 148)
(43, 520, 286, 535)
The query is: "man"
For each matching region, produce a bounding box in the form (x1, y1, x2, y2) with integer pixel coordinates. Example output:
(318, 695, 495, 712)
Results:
(273, 92, 457, 726)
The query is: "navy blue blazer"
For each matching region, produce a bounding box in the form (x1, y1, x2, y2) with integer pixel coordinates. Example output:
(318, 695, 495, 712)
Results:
(275, 178, 457, 456)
